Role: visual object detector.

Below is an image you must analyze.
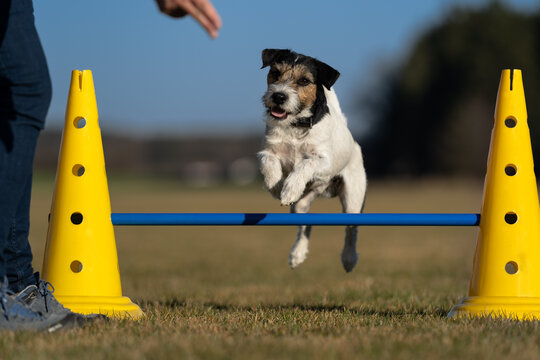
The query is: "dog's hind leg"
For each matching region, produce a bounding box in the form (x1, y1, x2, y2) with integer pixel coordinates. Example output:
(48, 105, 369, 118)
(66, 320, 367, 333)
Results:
(339, 147, 367, 272)
(339, 191, 364, 272)
(289, 190, 318, 269)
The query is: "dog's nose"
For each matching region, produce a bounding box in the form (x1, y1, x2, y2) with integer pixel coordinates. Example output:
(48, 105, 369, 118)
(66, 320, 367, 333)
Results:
(272, 92, 287, 105)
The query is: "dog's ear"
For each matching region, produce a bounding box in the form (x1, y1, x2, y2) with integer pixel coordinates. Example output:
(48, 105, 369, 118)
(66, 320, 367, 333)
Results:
(316, 60, 340, 89)
(261, 49, 291, 69)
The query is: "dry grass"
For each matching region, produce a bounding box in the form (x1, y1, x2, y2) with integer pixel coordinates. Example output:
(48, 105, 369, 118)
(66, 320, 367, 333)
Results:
(5, 176, 540, 359)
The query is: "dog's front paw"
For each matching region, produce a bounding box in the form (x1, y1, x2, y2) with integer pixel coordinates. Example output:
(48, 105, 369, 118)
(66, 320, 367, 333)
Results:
(259, 152, 283, 190)
(341, 247, 358, 273)
(264, 172, 282, 192)
(289, 243, 309, 268)
(280, 175, 305, 206)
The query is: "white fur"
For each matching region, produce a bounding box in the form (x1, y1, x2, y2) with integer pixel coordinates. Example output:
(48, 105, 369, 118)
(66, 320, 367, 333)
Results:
(259, 87, 367, 272)
(262, 84, 300, 116)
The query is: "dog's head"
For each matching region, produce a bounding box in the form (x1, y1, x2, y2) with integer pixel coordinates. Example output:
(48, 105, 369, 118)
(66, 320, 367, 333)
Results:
(261, 49, 340, 128)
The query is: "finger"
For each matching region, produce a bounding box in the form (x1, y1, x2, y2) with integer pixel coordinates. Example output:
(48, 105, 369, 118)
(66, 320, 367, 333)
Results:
(180, 0, 220, 38)
(193, 0, 222, 30)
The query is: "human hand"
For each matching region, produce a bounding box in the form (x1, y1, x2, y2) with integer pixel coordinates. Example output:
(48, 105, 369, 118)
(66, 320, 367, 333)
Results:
(154, 0, 222, 38)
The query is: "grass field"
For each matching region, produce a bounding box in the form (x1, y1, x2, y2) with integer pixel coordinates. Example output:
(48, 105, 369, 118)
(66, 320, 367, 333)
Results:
(4, 176, 540, 359)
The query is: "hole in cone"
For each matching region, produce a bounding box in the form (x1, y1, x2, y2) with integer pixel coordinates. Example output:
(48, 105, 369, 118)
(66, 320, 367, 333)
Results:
(505, 212, 518, 224)
(74, 117, 86, 129)
(72, 164, 85, 177)
(505, 261, 518, 275)
(505, 117, 517, 128)
(70, 261, 83, 273)
(505, 164, 517, 176)
(71, 212, 83, 225)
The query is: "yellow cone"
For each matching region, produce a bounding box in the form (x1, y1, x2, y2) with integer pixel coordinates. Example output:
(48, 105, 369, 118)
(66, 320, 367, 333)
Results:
(42, 70, 143, 319)
(449, 69, 540, 320)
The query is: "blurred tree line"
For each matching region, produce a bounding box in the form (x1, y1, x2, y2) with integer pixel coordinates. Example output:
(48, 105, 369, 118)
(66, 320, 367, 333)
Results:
(360, 2, 540, 177)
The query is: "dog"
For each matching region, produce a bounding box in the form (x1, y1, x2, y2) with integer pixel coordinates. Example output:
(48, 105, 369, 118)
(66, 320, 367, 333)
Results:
(258, 49, 367, 272)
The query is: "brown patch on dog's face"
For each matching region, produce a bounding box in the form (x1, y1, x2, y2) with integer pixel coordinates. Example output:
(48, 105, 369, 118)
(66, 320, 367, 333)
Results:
(267, 63, 317, 111)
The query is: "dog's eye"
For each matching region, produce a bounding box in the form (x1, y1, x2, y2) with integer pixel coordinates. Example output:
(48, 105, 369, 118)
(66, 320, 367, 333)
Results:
(297, 78, 311, 86)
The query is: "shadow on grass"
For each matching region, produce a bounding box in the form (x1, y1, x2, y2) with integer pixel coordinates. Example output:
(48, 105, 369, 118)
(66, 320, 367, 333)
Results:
(152, 298, 449, 318)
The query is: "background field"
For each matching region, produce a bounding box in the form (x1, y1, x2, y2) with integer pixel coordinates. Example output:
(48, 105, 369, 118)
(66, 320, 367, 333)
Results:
(4, 177, 540, 359)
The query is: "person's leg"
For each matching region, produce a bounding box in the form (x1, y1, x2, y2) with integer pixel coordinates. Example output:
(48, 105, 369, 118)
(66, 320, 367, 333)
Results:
(0, 1, 96, 324)
(0, 0, 51, 293)
(4, 125, 40, 292)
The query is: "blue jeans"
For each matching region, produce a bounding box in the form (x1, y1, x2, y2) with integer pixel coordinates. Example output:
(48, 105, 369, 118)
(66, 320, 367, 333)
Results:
(0, 0, 51, 292)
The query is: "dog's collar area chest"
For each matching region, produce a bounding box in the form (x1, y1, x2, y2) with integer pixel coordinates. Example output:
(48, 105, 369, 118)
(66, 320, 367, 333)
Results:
(292, 117, 315, 128)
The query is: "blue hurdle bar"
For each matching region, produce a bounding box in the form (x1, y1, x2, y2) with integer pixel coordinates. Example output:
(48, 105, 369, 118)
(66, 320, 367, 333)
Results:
(110, 213, 481, 226)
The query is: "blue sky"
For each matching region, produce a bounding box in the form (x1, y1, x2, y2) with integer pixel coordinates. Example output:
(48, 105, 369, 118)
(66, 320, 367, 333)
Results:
(34, 0, 539, 137)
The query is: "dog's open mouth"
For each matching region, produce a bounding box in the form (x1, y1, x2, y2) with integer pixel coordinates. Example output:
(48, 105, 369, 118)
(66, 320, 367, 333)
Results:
(270, 107, 287, 120)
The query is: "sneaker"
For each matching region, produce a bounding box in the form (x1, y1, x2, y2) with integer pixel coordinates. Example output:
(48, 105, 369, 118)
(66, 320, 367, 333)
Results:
(0, 278, 75, 332)
(15, 280, 70, 318)
(16, 273, 107, 322)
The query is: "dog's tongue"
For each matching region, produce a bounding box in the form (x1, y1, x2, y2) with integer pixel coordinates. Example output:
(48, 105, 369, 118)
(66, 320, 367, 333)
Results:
(271, 108, 287, 119)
